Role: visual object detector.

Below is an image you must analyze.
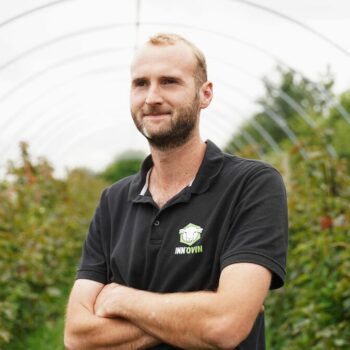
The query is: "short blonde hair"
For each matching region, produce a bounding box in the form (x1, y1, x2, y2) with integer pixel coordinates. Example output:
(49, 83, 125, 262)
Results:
(148, 33, 207, 87)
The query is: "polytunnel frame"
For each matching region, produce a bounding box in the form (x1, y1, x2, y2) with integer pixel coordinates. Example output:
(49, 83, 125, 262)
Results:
(0, 47, 311, 162)
(0, 32, 341, 161)
(0, 34, 336, 163)
(0, 0, 349, 165)
(0, 38, 338, 160)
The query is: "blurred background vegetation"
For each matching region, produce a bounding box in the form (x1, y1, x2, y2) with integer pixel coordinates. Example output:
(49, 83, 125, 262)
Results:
(0, 67, 349, 349)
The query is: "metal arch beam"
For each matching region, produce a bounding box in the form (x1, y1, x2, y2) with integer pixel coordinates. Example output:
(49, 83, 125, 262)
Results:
(213, 80, 306, 153)
(225, 142, 237, 155)
(4, 107, 232, 165)
(0, 23, 134, 72)
(250, 118, 281, 153)
(1, 2, 349, 128)
(263, 108, 308, 159)
(34, 109, 125, 155)
(215, 83, 336, 161)
(217, 80, 340, 160)
(0, 0, 74, 29)
(0, 70, 128, 161)
(1, 18, 349, 126)
(213, 94, 282, 153)
(275, 68, 350, 125)
(214, 73, 318, 131)
(4, 94, 76, 145)
(231, 0, 350, 58)
(1, 57, 278, 152)
(0, 59, 314, 162)
(215, 92, 302, 158)
(0, 22, 344, 160)
(3, 98, 327, 167)
(140, 21, 350, 125)
(0, 43, 302, 145)
(0, 0, 341, 167)
(0, 46, 132, 104)
(5, 99, 262, 164)
(2, 65, 228, 156)
(214, 72, 318, 131)
(26, 96, 231, 159)
(31, 108, 84, 152)
(202, 102, 270, 159)
(0, 102, 80, 162)
(273, 89, 317, 129)
(241, 130, 265, 159)
(213, 88, 307, 158)
(3, 89, 228, 160)
(2, 0, 348, 57)
(39, 108, 229, 162)
(134, 0, 141, 51)
(0, 57, 334, 163)
(1, 20, 349, 127)
(0, 63, 129, 135)
(52, 119, 135, 163)
(226, 130, 259, 158)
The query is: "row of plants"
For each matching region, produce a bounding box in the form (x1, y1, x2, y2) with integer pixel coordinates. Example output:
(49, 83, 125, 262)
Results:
(228, 68, 350, 348)
(264, 134, 350, 349)
(0, 142, 107, 347)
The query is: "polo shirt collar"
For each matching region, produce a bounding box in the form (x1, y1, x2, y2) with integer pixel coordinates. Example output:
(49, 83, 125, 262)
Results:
(190, 140, 225, 194)
(128, 139, 225, 202)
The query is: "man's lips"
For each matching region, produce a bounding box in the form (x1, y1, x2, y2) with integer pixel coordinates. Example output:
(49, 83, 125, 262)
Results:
(143, 113, 171, 118)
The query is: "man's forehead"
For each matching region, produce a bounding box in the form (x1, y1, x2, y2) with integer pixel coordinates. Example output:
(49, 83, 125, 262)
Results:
(130, 42, 196, 76)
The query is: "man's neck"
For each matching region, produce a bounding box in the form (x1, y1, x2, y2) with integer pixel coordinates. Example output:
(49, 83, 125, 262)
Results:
(149, 135, 207, 192)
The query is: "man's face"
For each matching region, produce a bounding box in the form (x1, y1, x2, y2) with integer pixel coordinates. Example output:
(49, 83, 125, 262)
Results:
(130, 42, 201, 150)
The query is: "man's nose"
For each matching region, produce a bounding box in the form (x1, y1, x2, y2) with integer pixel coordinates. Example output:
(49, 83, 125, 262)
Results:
(145, 85, 163, 105)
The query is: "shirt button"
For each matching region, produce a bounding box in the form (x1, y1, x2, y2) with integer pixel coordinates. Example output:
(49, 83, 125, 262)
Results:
(154, 220, 160, 226)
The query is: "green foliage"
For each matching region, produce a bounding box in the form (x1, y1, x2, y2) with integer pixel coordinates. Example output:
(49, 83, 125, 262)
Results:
(264, 132, 350, 349)
(0, 142, 107, 348)
(326, 90, 350, 159)
(99, 150, 144, 184)
(226, 66, 336, 155)
(9, 285, 68, 350)
(225, 67, 350, 348)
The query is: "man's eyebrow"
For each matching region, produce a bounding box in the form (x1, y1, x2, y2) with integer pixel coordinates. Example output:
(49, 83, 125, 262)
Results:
(131, 75, 185, 85)
(131, 77, 147, 84)
(160, 75, 185, 83)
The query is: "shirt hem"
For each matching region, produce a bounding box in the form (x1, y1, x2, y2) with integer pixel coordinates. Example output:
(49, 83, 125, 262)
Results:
(220, 251, 285, 289)
(76, 270, 107, 284)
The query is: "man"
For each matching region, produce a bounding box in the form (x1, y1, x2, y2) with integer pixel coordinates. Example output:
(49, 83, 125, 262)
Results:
(64, 33, 288, 349)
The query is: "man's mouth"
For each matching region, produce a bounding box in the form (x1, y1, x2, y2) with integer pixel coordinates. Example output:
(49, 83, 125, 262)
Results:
(143, 112, 171, 118)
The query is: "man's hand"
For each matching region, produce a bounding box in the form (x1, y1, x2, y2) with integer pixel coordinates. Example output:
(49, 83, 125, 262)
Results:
(64, 279, 160, 350)
(94, 282, 125, 317)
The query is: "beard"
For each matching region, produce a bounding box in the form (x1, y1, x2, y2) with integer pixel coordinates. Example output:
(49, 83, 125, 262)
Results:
(131, 94, 200, 151)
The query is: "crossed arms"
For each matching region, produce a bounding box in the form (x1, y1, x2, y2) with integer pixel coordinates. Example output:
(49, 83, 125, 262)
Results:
(64, 263, 271, 350)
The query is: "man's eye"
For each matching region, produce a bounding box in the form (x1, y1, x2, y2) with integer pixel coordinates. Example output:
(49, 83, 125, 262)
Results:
(163, 79, 176, 84)
(134, 80, 147, 87)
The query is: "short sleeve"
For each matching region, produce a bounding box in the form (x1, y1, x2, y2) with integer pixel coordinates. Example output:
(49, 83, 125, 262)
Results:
(220, 166, 288, 289)
(76, 189, 108, 284)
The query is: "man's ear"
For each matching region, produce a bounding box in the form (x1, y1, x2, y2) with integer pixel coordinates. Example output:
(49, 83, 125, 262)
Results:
(199, 81, 213, 109)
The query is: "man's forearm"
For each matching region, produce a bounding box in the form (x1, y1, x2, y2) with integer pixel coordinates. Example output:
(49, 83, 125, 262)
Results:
(64, 299, 160, 350)
(122, 288, 223, 349)
(96, 286, 242, 349)
(95, 265, 271, 349)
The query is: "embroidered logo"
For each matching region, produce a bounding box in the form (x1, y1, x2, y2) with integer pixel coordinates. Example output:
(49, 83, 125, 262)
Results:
(175, 223, 203, 255)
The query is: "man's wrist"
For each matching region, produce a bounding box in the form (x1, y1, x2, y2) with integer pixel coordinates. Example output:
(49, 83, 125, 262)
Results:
(114, 285, 139, 318)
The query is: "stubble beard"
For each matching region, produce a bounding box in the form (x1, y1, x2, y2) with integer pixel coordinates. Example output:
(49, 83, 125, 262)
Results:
(131, 96, 200, 151)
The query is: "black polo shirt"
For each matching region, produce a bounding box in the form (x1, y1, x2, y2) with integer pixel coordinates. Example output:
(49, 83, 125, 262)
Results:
(77, 140, 288, 350)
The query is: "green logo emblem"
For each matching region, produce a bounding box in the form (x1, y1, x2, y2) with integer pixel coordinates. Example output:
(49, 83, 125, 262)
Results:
(179, 223, 203, 246)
